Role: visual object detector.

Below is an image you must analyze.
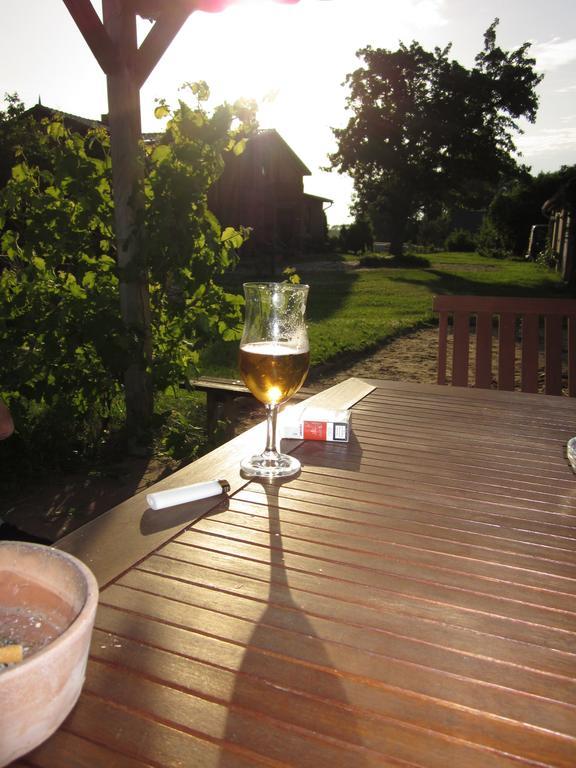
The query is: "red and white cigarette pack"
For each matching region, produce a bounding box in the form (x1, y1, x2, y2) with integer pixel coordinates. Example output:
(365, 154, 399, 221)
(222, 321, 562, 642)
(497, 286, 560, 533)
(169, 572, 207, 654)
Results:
(281, 406, 350, 442)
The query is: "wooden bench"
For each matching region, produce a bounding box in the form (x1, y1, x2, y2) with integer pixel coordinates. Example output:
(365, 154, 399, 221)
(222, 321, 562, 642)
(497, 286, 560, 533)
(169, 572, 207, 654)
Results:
(433, 295, 576, 395)
(190, 376, 317, 439)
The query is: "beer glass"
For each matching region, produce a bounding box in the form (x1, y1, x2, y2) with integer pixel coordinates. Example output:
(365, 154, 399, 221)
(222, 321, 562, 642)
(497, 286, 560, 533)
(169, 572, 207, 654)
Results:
(239, 282, 309, 478)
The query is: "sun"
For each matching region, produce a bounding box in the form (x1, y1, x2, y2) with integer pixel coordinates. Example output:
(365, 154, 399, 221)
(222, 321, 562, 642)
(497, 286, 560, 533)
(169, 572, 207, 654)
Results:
(200, 3, 310, 106)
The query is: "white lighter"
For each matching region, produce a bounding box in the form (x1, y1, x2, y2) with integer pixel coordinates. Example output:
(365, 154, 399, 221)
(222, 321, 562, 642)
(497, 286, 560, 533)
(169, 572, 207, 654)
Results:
(146, 479, 230, 510)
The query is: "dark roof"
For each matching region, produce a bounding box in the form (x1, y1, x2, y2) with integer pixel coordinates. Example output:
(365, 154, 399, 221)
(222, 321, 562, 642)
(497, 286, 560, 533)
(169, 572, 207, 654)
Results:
(23, 106, 316, 184)
(25, 104, 105, 132)
(256, 129, 311, 176)
(304, 192, 333, 204)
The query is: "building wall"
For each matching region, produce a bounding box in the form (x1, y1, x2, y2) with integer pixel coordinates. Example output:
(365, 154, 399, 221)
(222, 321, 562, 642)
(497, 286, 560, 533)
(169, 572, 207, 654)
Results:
(303, 195, 329, 247)
(209, 130, 318, 260)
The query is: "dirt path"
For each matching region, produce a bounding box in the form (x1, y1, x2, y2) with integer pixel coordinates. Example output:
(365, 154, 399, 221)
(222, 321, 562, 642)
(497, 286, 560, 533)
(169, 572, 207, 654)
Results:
(309, 325, 438, 387)
(0, 325, 440, 542)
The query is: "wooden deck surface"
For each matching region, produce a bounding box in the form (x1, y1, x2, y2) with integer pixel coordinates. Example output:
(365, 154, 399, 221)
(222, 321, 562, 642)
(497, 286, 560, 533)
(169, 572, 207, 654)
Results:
(13, 379, 576, 768)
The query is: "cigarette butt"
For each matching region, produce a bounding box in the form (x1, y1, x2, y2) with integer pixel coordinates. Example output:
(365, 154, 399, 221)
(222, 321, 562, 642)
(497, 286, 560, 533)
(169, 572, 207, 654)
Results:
(0, 644, 24, 665)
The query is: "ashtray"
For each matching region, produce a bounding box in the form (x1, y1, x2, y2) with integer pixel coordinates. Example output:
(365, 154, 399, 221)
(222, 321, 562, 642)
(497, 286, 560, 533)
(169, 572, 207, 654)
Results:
(567, 437, 576, 473)
(0, 542, 98, 766)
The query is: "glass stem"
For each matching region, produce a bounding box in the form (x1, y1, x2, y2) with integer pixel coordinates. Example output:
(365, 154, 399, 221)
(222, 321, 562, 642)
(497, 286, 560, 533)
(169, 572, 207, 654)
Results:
(264, 403, 279, 457)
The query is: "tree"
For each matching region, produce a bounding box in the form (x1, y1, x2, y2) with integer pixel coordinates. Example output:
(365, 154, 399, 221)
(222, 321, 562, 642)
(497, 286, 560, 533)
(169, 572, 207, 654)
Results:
(0, 86, 254, 467)
(338, 217, 373, 254)
(329, 20, 543, 256)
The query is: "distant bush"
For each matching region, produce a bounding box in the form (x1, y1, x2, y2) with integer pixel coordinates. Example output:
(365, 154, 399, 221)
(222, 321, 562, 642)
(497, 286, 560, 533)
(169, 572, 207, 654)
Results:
(387, 253, 430, 268)
(358, 253, 429, 269)
(339, 218, 374, 254)
(417, 215, 451, 249)
(444, 229, 477, 252)
(358, 254, 389, 267)
(476, 218, 513, 259)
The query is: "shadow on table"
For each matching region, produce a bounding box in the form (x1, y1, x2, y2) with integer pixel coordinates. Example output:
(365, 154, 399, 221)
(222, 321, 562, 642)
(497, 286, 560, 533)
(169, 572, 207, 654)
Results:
(139, 496, 231, 536)
(286, 431, 364, 472)
(217, 478, 369, 767)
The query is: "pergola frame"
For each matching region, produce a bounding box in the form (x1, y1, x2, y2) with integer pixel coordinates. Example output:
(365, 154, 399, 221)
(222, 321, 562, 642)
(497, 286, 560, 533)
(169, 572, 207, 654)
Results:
(62, 0, 203, 435)
(62, 0, 304, 437)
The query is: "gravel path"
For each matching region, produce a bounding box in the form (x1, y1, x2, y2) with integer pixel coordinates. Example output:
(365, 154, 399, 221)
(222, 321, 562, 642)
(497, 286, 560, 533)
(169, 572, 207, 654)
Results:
(309, 325, 439, 388)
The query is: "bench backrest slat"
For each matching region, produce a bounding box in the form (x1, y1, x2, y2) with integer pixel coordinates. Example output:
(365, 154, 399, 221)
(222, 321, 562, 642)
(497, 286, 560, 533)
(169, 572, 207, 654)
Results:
(521, 314, 539, 393)
(570, 317, 576, 397)
(498, 313, 516, 391)
(452, 311, 470, 386)
(545, 315, 564, 395)
(475, 312, 493, 388)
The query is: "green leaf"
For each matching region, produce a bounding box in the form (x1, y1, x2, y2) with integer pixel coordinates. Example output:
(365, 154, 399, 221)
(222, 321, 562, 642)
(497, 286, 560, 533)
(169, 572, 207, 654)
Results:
(47, 121, 66, 140)
(189, 81, 210, 102)
(151, 144, 171, 163)
(282, 267, 301, 284)
(11, 163, 27, 182)
(82, 271, 96, 289)
(232, 138, 247, 156)
(205, 209, 221, 235)
(32, 256, 46, 272)
(221, 227, 244, 250)
(154, 104, 170, 120)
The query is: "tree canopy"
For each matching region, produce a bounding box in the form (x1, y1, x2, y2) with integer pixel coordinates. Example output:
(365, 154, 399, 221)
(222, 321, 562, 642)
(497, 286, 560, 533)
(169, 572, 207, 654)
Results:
(329, 20, 543, 255)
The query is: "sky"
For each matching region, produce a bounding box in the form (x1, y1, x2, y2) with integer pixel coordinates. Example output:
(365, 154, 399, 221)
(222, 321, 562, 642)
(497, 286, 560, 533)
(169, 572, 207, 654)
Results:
(1, 0, 576, 225)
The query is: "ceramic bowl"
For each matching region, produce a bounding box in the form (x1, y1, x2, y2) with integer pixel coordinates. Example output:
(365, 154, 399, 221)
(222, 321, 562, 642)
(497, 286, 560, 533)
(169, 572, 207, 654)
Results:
(567, 437, 576, 473)
(0, 542, 98, 766)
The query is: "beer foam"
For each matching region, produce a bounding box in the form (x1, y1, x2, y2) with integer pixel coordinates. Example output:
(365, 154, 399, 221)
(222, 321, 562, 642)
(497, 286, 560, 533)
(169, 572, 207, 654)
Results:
(240, 341, 309, 355)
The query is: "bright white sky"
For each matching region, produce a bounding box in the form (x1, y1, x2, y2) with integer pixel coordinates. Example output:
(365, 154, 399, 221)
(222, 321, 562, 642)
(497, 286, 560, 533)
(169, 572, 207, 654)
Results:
(1, 0, 576, 224)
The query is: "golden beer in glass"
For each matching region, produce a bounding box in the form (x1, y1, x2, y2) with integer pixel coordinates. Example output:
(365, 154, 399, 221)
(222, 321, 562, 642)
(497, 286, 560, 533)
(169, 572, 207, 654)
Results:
(239, 283, 309, 478)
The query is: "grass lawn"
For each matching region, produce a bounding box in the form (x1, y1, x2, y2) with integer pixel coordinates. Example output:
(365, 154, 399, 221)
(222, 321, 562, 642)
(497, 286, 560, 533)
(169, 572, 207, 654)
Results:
(201, 250, 569, 377)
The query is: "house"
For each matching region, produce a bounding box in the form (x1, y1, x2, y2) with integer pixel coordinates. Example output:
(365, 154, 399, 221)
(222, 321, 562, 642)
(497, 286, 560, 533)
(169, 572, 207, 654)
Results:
(303, 192, 333, 251)
(208, 129, 331, 260)
(542, 176, 576, 290)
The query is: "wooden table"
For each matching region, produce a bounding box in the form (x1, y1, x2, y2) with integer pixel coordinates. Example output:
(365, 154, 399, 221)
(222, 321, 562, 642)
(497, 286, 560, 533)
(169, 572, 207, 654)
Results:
(13, 378, 576, 768)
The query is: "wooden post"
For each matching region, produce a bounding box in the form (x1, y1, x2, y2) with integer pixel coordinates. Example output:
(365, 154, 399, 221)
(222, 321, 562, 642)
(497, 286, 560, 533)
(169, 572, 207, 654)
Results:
(102, 0, 154, 436)
(62, 0, 197, 439)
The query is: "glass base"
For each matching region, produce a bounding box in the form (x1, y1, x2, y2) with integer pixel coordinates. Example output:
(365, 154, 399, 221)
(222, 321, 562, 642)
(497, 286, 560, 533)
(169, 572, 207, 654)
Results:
(241, 450, 301, 479)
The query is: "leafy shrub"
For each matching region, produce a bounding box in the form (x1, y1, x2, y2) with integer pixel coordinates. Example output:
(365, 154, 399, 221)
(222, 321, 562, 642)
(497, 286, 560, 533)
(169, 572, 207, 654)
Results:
(0, 85, 255, 470)
(476, 217, 513, 259)
(417, 215, 451, 249)
(339, 218, 373, 254)
(358, 253, 430, 269)
(535, 244, 557, 270)
(387, 253, 430, 268)
(358, 254, 389, 267)
(153, 390, 206, 464)
(444, 228, 477, 252)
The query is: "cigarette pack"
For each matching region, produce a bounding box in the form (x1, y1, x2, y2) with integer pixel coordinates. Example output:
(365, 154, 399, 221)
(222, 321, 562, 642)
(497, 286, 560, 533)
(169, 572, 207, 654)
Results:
(281, 406, 350, 442)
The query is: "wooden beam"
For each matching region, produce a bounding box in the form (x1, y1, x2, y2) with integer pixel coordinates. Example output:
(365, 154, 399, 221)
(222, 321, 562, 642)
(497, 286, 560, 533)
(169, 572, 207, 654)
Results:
(134, 6, 192, 88)
(103, 0, 154, 434)
(62, 0, 120, 75)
